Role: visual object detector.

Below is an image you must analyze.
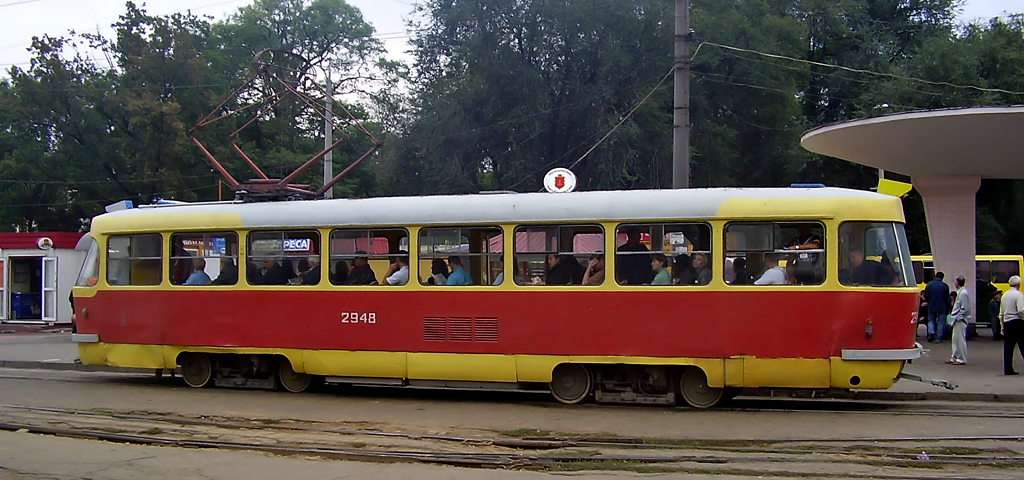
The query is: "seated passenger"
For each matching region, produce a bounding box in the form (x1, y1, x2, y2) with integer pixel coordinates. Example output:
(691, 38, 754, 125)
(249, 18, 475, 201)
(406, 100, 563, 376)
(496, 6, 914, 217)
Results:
(384, 251, 410, 286)
(210, 257, 238, 285)
(650, 253, 671, 285)
(582, 253, 605, 286)
(492, 257, 505, 285)
(445, 255, 473, 285)
(785, 224, 822, 284)
(692, 253, 712, 285)
(730, 257, 752, 285)
(754, 254, 789, 285)
(281, 257, 299, 283)
(565, 255, 586, 284)
(616, 228, 653, 285)
(545, 254, 572, 285)
(845, 249, 887, 286)
(300, 255, 321, 285)
(254, 257, 289, 285)
(184, 258, 212, 285)
(345, 251, 378, 285)
(673, 254, 697, 285)
(427, 258, 449, 285)
(331, 260, 350, 284)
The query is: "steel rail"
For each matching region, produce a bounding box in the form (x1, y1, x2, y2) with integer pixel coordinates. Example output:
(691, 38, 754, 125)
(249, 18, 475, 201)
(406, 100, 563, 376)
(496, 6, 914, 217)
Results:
(0, 403, 1022, 471)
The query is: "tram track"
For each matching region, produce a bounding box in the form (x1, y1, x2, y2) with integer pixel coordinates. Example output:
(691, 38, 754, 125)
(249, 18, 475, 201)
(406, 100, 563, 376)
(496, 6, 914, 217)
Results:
(0, 402, 1022, 478)
(3, 368, 1024, 419)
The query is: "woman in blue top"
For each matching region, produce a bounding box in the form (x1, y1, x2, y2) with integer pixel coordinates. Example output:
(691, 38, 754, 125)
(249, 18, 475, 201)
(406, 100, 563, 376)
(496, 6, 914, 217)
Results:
(651, 253, 671, 285)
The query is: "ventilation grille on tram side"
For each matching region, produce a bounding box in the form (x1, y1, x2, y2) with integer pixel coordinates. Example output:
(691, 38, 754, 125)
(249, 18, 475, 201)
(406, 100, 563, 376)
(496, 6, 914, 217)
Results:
(423, 317, 499, 342)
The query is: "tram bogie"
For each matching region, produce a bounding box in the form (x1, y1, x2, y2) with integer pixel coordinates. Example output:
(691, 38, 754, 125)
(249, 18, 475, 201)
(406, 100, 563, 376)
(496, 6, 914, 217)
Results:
(592, 365, 678, 406)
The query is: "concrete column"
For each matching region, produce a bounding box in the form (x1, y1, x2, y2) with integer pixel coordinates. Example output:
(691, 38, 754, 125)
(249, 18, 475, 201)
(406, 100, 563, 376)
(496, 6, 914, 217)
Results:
(913, 175, 980, 325)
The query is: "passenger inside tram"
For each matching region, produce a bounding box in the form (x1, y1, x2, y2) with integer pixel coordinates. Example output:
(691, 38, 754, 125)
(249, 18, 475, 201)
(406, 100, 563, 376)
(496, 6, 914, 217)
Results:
(331, 260, 350, 284)
(582, 253, 605, 285)
(211, 257, 238, 285)
(384, 251, 410, 286)
(673, 254, 696, 285)
(691, 253, 712, 285)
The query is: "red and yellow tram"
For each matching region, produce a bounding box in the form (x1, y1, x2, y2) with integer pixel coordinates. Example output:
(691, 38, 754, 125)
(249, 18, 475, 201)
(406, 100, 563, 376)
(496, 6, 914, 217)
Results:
(71, 187, 923, 408)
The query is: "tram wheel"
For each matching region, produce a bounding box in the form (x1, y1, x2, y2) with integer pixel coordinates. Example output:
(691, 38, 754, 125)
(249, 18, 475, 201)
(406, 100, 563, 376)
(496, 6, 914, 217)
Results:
(678, 367, 724, 409)
(180, 353, 212, 388)
(549, 363, 592, 405)
(278, 358, 312, 393)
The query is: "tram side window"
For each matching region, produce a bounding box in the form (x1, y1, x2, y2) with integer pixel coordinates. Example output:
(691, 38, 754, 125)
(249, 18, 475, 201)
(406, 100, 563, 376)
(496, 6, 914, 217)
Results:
(838, 222, 911, 287)
(329, 229, 409, 286)
(106, 234, 162, 286)
(615, 223, 712, 286)
(991, 260, 1020, 284)
(419, 227, 503, 286)
(513, 225, 603, 286)
(247, 230, 321, 286)
(169, 233, 239, 286)
(724, 222, 825, 286)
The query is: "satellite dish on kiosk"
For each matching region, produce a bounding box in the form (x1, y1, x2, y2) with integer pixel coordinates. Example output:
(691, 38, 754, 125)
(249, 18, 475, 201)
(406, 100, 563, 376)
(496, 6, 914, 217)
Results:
(543, 168, 577, 193)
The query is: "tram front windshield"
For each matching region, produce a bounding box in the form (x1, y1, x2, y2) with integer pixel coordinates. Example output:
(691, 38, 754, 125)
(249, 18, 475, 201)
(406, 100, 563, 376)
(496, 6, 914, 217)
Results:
(838, 222, 913, 288)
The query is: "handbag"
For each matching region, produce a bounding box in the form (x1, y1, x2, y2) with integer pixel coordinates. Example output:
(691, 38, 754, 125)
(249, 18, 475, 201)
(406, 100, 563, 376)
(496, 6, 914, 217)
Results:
(946, 314, 954, 327)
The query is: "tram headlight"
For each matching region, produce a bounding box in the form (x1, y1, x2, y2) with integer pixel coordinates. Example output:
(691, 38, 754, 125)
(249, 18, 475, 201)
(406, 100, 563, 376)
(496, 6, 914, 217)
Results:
(865, 319, 874, 338)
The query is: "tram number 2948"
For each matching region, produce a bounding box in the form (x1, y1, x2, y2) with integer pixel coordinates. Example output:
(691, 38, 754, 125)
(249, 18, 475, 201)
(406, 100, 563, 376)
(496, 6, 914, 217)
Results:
(340, 312, 377, 324)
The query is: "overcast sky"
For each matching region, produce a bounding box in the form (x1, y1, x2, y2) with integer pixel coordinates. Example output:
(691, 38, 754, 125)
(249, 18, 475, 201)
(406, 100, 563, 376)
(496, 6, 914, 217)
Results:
(0, 0, 1021, 72)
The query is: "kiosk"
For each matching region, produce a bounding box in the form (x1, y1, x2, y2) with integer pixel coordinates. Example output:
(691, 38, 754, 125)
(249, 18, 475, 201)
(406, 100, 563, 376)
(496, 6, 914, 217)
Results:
(0, 232, 84, 325)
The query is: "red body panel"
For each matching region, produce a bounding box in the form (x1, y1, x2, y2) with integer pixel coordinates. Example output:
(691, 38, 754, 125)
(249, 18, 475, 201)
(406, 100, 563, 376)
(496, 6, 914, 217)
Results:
(76, 289, 919, 359)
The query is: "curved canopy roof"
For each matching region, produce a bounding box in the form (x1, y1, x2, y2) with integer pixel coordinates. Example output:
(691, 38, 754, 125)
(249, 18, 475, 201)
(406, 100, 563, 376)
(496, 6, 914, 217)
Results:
(800, 106, 1024, 179)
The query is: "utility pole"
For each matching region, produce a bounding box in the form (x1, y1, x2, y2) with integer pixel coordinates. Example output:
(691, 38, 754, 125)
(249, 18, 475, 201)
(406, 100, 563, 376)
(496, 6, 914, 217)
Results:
(324, 74, 334, 199)
(672, 0, 690, 188)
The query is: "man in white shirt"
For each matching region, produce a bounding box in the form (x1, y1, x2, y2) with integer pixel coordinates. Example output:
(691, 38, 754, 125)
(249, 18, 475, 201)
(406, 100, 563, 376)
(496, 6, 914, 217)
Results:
(384, 252, 410, 286)
(999, 275, 1024, 375)
(754, 254, 788, 285)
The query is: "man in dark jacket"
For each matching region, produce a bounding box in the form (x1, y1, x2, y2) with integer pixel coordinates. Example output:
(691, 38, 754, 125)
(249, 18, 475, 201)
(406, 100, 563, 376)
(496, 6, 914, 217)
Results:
(923, 271, 952, 343)
(345, 251, 378, 285)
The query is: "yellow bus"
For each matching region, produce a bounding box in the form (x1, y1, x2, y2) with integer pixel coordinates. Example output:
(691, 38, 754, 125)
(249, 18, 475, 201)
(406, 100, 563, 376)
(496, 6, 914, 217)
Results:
(911, 254, 1023, 329)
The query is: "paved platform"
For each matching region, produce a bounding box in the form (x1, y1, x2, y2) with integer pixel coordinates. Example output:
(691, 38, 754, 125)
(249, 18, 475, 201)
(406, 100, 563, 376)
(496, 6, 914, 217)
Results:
(1, 325, 1022, 402)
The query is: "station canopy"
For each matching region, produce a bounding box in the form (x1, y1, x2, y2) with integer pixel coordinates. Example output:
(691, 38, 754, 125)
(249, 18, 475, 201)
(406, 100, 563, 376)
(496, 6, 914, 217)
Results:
(801, 106, 1024, 179)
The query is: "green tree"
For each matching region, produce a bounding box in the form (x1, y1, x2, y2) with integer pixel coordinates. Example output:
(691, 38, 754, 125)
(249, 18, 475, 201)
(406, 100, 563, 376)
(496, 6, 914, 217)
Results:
(380, 0, 676, 194)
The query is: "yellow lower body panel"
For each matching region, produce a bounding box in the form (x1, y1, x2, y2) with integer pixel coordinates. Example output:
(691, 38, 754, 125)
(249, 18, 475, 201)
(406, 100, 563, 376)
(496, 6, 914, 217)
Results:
(78, 343, 903, 390)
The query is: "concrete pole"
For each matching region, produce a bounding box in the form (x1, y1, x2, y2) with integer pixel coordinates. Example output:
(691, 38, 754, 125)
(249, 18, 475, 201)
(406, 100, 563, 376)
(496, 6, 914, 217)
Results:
(324, 74, 334, 199)
(672, 0, 690, 189)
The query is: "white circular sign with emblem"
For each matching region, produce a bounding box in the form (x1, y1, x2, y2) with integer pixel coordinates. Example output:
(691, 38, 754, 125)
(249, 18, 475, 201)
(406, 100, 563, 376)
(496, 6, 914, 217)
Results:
(36, 237, 54, 250)
(543, 168, 577, 193)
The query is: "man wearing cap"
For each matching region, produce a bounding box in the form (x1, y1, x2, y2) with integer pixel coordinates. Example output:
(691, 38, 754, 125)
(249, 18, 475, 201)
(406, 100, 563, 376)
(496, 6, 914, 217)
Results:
(345, 251, 378, 285)
(998, 275, 1024, 375)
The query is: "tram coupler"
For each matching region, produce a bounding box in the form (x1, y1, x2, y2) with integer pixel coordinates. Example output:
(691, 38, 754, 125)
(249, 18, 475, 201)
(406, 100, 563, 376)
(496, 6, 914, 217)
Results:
(897, 372, 958, 390)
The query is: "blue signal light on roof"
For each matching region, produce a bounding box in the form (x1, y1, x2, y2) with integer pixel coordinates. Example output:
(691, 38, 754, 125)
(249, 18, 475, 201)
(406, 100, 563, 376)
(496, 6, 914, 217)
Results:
(790, 183, 826, 188)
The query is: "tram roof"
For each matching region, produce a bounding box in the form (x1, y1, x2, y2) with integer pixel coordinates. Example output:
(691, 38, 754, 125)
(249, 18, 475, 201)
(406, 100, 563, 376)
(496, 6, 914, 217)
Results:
(90, 187, 903, 233)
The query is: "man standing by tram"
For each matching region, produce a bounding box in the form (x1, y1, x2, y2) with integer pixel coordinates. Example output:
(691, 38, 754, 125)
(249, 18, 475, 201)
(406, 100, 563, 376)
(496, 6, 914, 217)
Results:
(922, 271, 951, 343)
(999, 275, 1024, 375)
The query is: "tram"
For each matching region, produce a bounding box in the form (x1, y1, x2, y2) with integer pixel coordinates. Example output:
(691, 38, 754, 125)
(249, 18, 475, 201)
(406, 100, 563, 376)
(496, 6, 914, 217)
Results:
(71, 187, 924, 408)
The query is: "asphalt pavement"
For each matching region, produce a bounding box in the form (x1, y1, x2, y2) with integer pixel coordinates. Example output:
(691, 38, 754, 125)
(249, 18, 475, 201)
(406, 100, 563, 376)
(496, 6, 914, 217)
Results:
(1, 323, 1022, 402)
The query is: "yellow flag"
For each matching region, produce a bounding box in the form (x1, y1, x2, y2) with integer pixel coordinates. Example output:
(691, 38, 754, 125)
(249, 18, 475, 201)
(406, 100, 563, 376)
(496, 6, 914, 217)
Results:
(877, 178, 912, 198)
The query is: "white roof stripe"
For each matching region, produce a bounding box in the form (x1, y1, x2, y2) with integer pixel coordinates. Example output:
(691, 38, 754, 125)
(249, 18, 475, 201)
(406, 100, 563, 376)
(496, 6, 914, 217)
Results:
(95, 187, 892, 231)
